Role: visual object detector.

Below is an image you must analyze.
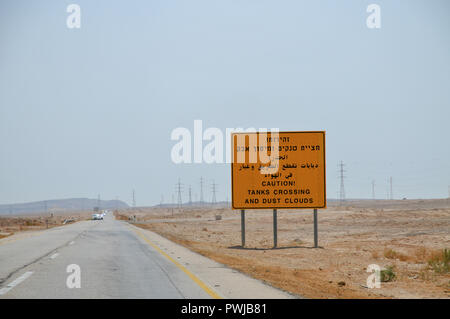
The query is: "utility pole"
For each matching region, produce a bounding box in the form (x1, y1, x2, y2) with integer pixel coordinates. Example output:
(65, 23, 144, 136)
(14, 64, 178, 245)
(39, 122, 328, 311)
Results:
(389, 177, 393, 200)
(160, 195, 164, 207)
(97, 194, 101, 211)
(132, 189, 136, 208)
(188, 185, 192, 206)
(386, 178, 390, 200)
(371, 180, 375, 200)
(211, 180, 218, 205)
(338, 161, 346, 205)
(171, 194, 175, 214)
(200, 177, 204, 205)
(176, 178, 183, 208)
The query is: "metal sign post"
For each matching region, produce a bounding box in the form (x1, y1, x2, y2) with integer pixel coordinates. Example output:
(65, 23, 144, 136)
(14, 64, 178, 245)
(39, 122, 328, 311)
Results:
(241, 210, 245, 247)
(313, 208, 318, 248)
(273, 209, 277, 248)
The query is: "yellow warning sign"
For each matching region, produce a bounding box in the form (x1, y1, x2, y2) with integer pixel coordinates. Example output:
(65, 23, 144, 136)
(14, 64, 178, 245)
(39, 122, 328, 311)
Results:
(231, 131, 326, 209)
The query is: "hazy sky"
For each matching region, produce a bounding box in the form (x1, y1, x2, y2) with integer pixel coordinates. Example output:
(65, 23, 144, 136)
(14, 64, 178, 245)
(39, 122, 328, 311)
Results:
(1, 0, 449, 206)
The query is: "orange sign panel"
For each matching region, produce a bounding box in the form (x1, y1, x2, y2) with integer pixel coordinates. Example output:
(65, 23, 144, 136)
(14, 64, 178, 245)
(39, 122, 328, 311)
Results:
(231, 131, 326, 209)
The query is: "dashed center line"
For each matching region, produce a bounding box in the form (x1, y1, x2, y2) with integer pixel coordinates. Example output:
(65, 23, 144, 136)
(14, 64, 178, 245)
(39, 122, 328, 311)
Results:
(0, 271, 34, 296)
(50, 253, 59, 259)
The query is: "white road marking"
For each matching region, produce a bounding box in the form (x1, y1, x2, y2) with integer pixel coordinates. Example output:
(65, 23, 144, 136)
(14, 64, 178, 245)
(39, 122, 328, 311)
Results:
(50, 253, 59, 259)
(0, 271, 34, 296)
(69, 241, 75, 245)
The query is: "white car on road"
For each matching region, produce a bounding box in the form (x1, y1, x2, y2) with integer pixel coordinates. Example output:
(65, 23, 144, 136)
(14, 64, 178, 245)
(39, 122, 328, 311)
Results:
(92, 213, 103, 220)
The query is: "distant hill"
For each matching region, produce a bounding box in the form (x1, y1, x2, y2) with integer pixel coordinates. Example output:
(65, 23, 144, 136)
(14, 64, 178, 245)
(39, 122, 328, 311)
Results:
(0, 198, 129, 215)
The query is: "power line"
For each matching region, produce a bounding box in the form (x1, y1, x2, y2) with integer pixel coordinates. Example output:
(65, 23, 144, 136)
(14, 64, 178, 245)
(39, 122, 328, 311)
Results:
(211, 180, 218, 205)
(188, 185, 192, 205)
(371, 180, 375, 199)
(200, 177, 204, 205)
(226, 189, 229, 207)
(386, 178, 390, 199)
(171, 193, 175, 215)
(176, 178, 184, 208)
(389, 176, 393, 200)
(338, 161, 346, 205)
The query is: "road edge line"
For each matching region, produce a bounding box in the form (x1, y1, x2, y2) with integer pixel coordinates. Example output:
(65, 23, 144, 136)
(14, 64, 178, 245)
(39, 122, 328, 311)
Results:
(129, 225, 222, 299)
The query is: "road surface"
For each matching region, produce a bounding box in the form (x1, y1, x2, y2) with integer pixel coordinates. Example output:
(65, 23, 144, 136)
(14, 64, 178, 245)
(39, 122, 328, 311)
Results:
(0, 213, 294, 299)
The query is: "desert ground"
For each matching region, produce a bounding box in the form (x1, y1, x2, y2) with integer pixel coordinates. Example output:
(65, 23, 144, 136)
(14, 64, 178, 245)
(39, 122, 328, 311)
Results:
(0, 211, 92, 239)
(120, 199, 449, 299)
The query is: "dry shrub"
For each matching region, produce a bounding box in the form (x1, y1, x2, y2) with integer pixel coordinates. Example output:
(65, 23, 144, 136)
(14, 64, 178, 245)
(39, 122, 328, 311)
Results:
(398, 254, 410, 262)
(291, 238, 304, 246)
(380, 266, 396, 282)
(0, 233, 13, 239)
(371, 251, 379, 259)
(114, 213, 129, 221)
(412, 247, 448, 269)
(384, 248, 399, 259)
(384, 248, 410, 261)
(419, 269, 432, 281)
(414, 247, 428, 263)
(428, 249, 449, 274)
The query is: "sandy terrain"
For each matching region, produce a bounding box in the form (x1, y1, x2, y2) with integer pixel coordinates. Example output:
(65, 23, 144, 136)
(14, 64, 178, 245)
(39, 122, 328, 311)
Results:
(0, 211, 92, 239)
(121, 199, 450, 299)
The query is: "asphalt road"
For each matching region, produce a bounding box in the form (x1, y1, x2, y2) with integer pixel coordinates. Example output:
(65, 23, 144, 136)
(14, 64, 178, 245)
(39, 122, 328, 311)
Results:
(0, 213, 294, 299)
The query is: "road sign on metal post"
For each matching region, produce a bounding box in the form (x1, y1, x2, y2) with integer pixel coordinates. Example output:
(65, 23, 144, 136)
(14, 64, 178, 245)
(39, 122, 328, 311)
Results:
(241, 210, 245, 247)
(273, 209, 277, 248)
(231, 131, 326, 248)
(231, 131, 325, 209)
(314, 208, 318, 248)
